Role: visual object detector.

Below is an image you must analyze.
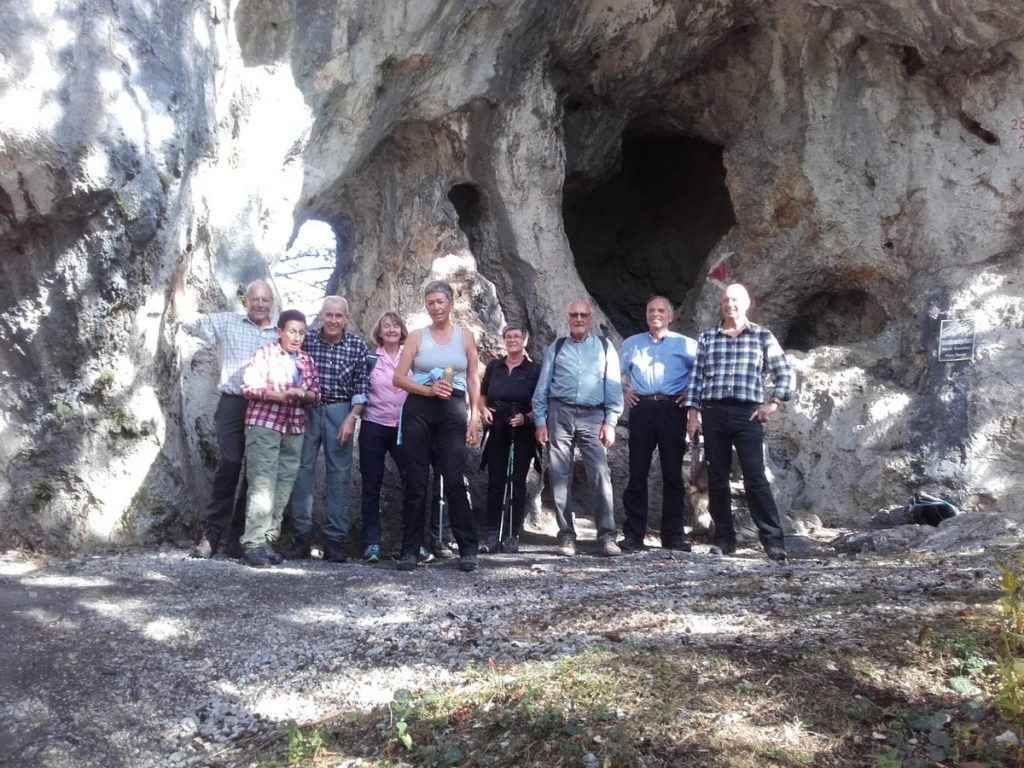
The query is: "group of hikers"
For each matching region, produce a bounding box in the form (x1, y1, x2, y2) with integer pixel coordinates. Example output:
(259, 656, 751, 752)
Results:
(172, 269, 794, 573)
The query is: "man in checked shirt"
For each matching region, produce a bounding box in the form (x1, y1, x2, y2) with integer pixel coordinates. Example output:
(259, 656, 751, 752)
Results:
(284, 295, 369, 562)
(173, 274, 278, 560)
(684, 283, 794, 562)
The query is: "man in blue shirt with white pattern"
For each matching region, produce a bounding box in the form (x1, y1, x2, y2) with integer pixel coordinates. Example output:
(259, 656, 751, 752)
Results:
(533, 299, 624, 557)
(618, 296, 697, 552)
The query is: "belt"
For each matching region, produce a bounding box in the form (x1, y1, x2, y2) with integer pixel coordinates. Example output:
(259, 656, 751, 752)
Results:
(321, 396, 351, 405)
(636, 394, 679, 402)
(551, 398, 602, 410)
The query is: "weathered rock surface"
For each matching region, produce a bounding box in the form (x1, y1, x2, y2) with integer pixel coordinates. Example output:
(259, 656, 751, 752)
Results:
(1, 1, 1022, 549)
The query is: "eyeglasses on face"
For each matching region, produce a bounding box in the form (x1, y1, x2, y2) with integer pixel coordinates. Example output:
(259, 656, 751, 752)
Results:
(568, 312, 591, 319)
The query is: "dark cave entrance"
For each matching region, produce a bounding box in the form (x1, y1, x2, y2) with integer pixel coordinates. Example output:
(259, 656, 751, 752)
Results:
(562, 133, 736, 336)
(784, 289, 888, 351)
(448, 183, 484, 246)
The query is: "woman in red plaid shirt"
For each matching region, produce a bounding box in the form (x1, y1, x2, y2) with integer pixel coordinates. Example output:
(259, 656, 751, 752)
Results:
(239, 309, 321, 567)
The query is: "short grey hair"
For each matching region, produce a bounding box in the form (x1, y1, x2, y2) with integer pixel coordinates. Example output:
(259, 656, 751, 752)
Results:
(321, 295, 350, 313)
(244, 279, 272, 299)
(423, 280, 454, 302)
(647, 295, 675, 314)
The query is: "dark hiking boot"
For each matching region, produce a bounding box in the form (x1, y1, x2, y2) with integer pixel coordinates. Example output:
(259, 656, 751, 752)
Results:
(617, 536, 646, 553)
(262, 544, 282, 569)
(479, 532, 500, 554)
(242, 544, 275, 568)
(223, 537, 244, 559)
(279, 534, 312, 560)
(396, 552, 417, 572)
(323, 539, 347, 563)
(661, 536, 692, 552)
(458, 554, 479, 572)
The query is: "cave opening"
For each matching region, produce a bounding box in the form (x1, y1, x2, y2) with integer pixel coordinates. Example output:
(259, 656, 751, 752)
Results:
(274, 219, 337, 319)
(784, 289, 888, 351)
(562, 132, 736, 335)
(448, 183, 484, 247)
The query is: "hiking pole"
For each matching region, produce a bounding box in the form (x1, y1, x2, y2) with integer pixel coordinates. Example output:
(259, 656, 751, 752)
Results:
(437, 471, 445, 551)
(499, 429, 515, 545)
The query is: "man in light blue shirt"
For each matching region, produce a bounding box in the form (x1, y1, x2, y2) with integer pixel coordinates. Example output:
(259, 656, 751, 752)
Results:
(618, 296, 697, 552)
(533, 299, 624, 557)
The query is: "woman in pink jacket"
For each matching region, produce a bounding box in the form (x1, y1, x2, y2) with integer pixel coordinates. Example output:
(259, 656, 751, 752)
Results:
(357, 311, 410, 562)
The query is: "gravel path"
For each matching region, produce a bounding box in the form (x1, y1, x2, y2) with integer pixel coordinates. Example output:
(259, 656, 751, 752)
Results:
(0, 536, 1003, 767)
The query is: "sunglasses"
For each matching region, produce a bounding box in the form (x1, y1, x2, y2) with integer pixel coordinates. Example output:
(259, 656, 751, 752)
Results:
(568, 312, 591, 319)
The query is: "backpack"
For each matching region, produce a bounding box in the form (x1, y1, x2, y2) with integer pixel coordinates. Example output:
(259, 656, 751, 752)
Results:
(552, 335, 611, 378)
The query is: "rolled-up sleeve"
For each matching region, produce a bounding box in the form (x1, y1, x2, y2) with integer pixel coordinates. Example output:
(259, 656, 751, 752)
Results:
(531, 345, 556, 423)
(764, 331, 794, 402)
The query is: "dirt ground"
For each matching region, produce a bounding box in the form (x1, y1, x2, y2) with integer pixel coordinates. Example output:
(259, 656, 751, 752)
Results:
(0, 533, 1015, 767)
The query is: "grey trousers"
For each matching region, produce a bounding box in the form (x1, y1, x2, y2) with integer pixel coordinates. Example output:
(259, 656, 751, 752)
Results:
(546, 399, 616, 543)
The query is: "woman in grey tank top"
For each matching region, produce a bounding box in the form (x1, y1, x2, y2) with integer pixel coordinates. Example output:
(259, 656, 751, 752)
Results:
(393, 280, 481, 572)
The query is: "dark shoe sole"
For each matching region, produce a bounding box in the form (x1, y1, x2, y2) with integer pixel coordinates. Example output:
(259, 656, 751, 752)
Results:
(458, 557, 479, 572)
(662, 542, 692, 552)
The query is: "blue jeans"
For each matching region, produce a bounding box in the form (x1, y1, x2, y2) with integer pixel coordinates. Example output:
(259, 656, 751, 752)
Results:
(546, 399, 616, 543)
(287, 401, 354, 542)
(358, 419, 405, 547)
(700, 400, 785, 548)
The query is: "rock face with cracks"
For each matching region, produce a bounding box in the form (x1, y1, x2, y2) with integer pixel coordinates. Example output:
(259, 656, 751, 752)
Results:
(0, 1, 1023, 550)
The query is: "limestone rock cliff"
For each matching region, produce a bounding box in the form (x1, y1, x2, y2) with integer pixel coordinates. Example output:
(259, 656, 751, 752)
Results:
(1, 0, 1022, 550)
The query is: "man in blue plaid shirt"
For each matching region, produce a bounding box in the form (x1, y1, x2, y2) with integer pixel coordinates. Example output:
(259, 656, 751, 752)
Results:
(684, 283, 794, 561)
(284, 296, 369, 562)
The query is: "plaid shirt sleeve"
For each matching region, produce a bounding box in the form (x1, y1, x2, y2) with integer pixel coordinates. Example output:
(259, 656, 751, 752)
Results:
(351, 335, 369, 405)
(299, 352, 321, 405)
(683, 330, 711, 410)
(242, 343, 319, 434)
(684, 325, 794, 408)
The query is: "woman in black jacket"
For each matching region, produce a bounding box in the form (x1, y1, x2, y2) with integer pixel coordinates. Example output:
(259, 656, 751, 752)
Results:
(478, 325, 541, 553)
